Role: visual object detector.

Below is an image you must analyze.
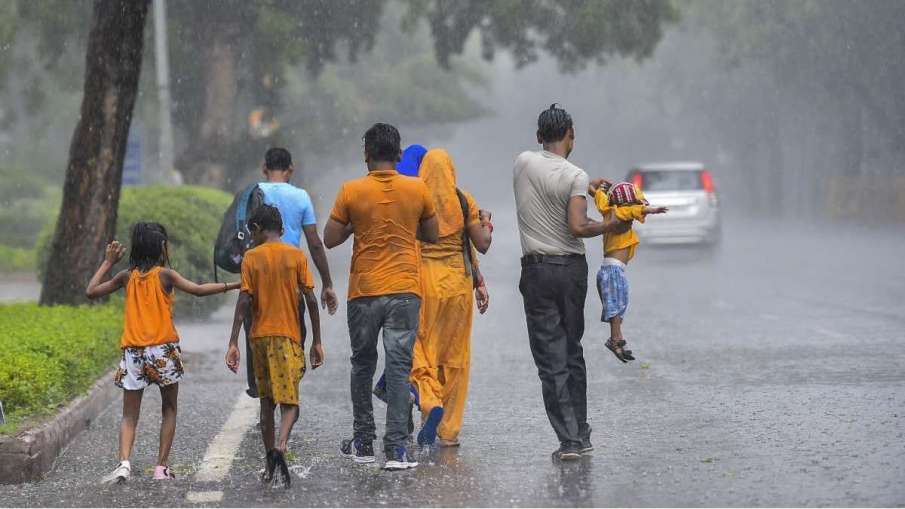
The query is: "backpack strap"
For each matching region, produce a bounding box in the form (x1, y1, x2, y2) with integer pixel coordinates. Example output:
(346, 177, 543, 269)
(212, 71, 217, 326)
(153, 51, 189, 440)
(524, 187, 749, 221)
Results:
(235, 183, 259, 233)
(212, 246, 219, 283)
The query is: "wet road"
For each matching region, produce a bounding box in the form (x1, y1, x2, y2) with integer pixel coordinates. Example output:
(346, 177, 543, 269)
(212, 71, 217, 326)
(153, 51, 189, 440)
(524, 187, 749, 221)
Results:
(1, 216, 903, 507)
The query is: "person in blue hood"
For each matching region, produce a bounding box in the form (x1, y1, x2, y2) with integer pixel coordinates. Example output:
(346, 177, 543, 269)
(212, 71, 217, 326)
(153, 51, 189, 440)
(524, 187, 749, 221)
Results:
(397, 144, 427, 176)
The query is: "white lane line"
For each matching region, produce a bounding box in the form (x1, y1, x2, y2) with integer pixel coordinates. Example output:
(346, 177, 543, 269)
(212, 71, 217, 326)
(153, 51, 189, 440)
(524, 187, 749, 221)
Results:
(186, 491, 224, 503)
(186, 393, 258, 502)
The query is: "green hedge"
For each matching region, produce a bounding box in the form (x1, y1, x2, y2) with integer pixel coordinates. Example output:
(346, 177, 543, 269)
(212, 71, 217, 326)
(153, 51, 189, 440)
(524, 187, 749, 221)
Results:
(0, 302, 122, 433)
(39, 185, 235, 319)
(0, 245, 35, 273)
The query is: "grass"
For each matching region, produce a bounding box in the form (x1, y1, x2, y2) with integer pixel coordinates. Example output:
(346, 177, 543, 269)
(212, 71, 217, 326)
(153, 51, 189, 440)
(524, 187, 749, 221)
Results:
(0, 302, 122, 433)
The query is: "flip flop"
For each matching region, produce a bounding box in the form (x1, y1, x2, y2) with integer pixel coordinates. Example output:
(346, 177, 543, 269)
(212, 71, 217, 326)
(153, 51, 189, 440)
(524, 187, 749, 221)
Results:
(605, 338, 628, 363)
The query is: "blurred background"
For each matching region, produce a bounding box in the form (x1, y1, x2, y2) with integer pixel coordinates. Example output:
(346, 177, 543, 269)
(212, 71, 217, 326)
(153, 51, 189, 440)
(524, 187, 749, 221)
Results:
(0, 2, 903, 503)
(1, 0, 903, 283)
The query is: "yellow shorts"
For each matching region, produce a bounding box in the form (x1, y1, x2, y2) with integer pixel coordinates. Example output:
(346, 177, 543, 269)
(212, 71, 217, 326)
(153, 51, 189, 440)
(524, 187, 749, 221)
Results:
(251, 336, 305, 405)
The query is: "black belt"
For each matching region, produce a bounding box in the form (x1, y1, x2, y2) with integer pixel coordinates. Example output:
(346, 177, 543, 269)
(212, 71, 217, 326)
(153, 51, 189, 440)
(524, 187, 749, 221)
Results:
(521, 253, 585, 266)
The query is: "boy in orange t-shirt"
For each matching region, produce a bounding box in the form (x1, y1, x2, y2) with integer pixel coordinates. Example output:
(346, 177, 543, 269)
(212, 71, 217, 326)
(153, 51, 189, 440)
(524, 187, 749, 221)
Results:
(225, 204, 323, 487)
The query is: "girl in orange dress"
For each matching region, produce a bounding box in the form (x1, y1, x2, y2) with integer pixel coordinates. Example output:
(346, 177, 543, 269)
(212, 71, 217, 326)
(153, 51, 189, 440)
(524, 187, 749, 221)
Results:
(86, 222, 239, 483)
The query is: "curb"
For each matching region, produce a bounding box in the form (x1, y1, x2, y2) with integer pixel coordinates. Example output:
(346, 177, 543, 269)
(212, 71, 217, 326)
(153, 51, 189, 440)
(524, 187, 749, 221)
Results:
(0, 368, 118, 484)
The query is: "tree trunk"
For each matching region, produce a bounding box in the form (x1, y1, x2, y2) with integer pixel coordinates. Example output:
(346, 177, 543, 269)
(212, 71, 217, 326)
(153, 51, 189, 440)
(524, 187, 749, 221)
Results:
(39, 0, 150, 306)
(179, 22, 241, 188)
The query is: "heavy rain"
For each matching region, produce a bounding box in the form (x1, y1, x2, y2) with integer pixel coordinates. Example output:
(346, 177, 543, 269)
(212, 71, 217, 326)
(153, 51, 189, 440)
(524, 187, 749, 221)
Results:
(0, 0, 903, 507)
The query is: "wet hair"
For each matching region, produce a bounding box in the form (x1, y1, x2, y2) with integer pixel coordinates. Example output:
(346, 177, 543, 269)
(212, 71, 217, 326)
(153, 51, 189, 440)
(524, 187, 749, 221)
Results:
(537, 103, 573, 143)
(129, 222, 170, 272)
(363, 123, 401, 163)
(264, 147, 292, 171)
(248, 204, 282, 234)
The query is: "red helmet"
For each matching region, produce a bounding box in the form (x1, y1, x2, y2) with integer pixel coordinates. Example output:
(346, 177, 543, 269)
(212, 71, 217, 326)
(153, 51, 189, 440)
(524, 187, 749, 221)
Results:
(607, 182, 648, 206)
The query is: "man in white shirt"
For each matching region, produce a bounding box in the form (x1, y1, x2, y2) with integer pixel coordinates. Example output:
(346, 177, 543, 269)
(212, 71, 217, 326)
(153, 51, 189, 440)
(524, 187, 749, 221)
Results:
(513, 104, 628, 461)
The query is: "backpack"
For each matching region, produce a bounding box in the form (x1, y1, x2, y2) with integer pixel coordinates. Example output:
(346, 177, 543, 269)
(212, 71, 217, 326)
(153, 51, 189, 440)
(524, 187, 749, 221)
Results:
(213, 183, 265, 281)
(455, 188, 480, 288)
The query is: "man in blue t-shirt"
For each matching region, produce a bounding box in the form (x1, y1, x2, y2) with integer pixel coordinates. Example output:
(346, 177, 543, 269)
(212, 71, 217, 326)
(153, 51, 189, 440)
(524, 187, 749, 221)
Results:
(241, 147, 338, 398)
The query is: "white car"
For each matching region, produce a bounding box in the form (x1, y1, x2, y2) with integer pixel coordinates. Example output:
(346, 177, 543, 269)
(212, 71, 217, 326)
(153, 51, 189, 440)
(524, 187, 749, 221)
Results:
(628, 162, 721, 246)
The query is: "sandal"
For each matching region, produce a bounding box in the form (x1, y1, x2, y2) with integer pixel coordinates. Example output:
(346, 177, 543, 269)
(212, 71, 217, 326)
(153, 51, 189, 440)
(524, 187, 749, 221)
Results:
(153, 465, 176, 480)
(605, 338, 628, 363)
(621, 340, 635, 361)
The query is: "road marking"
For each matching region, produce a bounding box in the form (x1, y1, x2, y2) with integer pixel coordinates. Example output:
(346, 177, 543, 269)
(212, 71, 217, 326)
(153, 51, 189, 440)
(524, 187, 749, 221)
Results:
(186, 491, 224, 503)
(186, 393, 258, 503)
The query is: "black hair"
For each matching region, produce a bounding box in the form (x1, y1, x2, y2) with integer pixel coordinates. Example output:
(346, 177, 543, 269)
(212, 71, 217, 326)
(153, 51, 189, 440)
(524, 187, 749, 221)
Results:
(537, 103, 573, 143)
(248, 204, 283, 234)
(264, 147, 293, 170)
(362, 123, 401, 163)
(129, 222, 170, 272)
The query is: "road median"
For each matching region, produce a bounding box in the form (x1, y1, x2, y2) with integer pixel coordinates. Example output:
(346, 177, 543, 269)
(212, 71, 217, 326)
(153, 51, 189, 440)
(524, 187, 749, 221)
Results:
(0, 368, 118, 484)
(0, 302, 122, 483)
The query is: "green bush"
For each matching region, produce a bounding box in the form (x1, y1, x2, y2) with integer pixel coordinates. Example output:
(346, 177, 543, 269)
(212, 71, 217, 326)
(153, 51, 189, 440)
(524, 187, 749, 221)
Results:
(0, 168, 60, 249)
(0, 245, 35, 272)
(38, 185, 235, 319)
(0, 302, 122, 433)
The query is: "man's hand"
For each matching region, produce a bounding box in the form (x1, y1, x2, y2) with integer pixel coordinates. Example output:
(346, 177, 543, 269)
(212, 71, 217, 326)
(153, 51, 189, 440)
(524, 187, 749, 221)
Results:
(104, 241, 125, 265)
(643, 206, 669, 215)
(225, 344, 240, 373)
(309, 343, 325, 370)
(475, 285, 489, 314)
(588, 177, 613, 195)
(321, 287, 338, 315)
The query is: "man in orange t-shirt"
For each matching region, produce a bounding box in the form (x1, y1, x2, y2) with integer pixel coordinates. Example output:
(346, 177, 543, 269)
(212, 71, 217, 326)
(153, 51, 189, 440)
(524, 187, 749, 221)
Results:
(325, 123, 439, 470)
(225, 204, 323, 486)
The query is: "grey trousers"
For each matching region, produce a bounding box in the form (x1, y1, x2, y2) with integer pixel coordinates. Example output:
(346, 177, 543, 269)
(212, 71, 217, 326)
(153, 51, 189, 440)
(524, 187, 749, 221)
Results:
(347, 293, 421, 453)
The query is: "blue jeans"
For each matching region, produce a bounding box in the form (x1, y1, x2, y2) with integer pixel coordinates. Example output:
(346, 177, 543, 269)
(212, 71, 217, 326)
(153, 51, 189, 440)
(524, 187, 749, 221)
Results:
(347, 293, 421, 453)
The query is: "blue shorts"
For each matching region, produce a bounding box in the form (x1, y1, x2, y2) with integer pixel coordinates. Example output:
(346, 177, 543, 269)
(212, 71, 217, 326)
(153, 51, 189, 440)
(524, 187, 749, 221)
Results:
(597, 263, 629, 322)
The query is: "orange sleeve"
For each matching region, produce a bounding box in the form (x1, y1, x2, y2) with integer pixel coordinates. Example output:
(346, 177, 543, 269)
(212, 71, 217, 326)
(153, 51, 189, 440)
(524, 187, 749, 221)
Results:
(614, 204, 646, 223)
(240, 254, 255, 295)
(593, 189, 611, 215)
(297, 251, 314, 290)
(420, 182, 437, 220)
(329, 184, 350, 224)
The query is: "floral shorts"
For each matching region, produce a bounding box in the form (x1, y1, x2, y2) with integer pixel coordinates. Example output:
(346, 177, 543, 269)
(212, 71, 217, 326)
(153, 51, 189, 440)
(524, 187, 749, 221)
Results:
(252, 336, 305, 405)
(114, 342, 184, 390)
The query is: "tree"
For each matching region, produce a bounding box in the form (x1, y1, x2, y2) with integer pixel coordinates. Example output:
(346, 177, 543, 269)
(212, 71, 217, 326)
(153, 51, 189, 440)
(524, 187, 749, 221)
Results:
(682, 0, 905, 217)
(39, 0, 149, 306)
(168, 0, 385, 188)
(404, 0, 677, 71)
(38, 0, 677, 305)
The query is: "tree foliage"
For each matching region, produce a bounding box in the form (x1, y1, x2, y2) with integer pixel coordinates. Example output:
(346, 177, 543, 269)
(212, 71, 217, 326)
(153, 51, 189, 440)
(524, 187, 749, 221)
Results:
(404, 0, 678, 71)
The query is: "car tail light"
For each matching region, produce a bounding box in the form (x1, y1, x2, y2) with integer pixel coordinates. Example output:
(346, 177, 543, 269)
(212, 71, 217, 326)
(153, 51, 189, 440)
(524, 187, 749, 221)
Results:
(700, 170, 715, 193)
(631, 171, 643, 190)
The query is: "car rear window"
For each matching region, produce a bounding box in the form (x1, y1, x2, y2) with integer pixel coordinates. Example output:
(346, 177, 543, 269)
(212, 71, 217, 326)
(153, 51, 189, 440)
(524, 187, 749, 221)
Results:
(638, 170, 702, 191)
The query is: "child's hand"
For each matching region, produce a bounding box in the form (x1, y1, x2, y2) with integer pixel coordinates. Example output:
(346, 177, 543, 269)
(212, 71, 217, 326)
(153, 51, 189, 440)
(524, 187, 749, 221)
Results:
(309, 343, 325, 370)
(104, 241, 125, 264)
(643, 206, 668, 215)
(225, 344, 240, 373)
